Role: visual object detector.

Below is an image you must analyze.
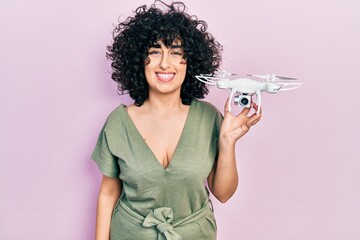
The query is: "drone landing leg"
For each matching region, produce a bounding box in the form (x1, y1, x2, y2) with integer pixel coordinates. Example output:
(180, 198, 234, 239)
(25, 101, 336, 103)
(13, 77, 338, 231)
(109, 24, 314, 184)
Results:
(256, 90, 261, 115)
(228, 90, 236, 112)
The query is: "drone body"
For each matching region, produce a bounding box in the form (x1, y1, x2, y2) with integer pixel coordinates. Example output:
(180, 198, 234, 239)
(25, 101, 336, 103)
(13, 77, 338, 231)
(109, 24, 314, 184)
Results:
(196, 71, 302, 114)
(216, 77, 282, 93)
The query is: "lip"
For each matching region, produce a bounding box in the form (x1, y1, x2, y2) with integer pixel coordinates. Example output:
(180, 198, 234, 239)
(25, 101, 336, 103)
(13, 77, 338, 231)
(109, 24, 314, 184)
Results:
(156, 72, 175, 82)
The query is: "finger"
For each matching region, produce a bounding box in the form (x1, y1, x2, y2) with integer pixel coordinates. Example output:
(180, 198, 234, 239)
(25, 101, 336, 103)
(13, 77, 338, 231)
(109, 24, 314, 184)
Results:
(237, 106, 251, 117)
(224, 97, 231, 116)
(248, 112, 262, 126)
(252, 102, 257, 109)
(247, 102, 262, 117)
(250, 116, 261, 126)
(252, 102, 262, 114)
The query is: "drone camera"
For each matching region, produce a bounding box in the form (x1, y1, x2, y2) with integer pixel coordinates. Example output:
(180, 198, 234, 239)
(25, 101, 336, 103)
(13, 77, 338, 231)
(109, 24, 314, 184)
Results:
(234, 95, 251, 108)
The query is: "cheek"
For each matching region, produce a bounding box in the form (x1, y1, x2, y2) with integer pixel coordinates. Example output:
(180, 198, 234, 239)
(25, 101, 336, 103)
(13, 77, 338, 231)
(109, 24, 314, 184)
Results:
(178, 66, 187, 84)
(175, 59, 186, 69)
(179, 63, 187, 74)
(144, 64, 153, 81)
(146, 56, 161, 66)
(144, 57, 150, 65)
(144, 59, 158, 74)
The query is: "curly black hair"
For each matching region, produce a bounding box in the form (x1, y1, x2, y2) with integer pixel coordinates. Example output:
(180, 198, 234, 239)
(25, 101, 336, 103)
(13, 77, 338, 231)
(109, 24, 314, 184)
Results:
(106, 1, 222, 106)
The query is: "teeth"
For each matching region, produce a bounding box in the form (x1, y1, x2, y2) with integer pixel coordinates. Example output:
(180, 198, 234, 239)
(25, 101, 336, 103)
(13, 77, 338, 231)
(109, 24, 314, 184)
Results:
(157, 73, 174, 80)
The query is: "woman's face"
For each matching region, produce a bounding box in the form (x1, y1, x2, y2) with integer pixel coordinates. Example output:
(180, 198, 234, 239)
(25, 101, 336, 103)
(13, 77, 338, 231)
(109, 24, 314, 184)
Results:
(144, 39, 187, 96)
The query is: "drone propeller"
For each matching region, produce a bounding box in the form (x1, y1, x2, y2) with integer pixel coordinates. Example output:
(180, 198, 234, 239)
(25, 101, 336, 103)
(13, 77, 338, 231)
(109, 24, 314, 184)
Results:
(247, 74, 297, 81)
(276, 76, 297, 80)
(278, 82, 302, 91)
(216, 70, 233, 78)
(228, 74, 240, 80)
(196, 70, 237, 85)
(195, 74, 223, 85)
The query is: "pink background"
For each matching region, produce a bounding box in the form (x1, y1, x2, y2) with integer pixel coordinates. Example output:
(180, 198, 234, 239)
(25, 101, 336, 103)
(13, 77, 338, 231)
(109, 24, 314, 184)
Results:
(1, 0, 359, 239)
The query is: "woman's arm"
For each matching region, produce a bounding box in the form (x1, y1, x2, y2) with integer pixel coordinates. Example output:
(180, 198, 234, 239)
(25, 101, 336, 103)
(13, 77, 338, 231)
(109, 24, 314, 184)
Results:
(208, 99, 261, 203)
(95, 175, 122, 240)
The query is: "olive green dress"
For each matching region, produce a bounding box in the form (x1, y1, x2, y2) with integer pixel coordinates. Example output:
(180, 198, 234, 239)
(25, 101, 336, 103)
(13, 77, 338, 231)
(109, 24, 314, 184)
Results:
(91, 99, 223, 240)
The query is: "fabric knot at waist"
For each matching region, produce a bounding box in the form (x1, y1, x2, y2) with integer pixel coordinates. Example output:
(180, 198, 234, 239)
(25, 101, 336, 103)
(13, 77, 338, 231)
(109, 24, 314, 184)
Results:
(156, 222, 173, 233)
(142, 207, 181, 240)
(118, 200, 213, 240)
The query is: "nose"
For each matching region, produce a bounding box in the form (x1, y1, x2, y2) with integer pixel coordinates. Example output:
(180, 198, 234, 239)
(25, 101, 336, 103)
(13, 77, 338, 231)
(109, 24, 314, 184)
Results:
(160, 53, 170, 70)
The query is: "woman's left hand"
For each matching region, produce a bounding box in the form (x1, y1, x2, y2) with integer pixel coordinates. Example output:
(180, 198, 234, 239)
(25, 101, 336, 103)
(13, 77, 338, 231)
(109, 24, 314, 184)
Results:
(220, 98, 262, 144)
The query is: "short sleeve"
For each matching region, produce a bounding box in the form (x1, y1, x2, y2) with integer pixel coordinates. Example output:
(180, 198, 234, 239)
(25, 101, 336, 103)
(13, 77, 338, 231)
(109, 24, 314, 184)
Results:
(214, 108, 223, 159)
(91, 123, 120, 178)
(215, 109, 223, 136)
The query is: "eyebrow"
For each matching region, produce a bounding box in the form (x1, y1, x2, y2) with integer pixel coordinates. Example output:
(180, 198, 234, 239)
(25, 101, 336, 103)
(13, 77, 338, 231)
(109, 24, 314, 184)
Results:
(148, 44, 183, 49)
(149, 43, 161, 48)
(170, 45, 183, 49)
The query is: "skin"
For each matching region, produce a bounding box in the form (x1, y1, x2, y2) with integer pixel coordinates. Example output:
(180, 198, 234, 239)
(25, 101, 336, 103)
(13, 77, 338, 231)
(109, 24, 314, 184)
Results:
(207, 99, 261, 202)
(95, 40, 261, 239)
(96, 176, 121, 240)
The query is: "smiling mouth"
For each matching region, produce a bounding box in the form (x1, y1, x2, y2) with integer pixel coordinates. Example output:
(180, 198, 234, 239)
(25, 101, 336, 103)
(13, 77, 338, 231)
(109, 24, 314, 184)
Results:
(156, 73, 175, 82)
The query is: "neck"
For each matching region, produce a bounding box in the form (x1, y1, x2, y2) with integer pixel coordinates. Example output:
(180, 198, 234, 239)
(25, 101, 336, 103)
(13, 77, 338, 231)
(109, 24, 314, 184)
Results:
(144, 91, 184, 112)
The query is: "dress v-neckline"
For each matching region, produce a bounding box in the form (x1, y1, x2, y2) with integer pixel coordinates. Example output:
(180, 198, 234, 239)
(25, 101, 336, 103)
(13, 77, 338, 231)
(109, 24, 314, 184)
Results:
(121, 100, 194, 171)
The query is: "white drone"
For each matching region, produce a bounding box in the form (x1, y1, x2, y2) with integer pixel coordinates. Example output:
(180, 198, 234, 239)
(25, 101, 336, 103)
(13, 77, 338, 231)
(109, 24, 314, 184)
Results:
(196, 71, 302, 114)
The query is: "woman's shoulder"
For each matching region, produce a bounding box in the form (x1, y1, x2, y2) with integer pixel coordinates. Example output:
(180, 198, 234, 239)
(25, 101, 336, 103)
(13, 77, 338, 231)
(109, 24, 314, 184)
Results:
(103, 103, 128, 130)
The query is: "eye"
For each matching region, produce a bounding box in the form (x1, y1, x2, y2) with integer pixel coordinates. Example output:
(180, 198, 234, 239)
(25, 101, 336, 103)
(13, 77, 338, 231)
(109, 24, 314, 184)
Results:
(172, 51, 182, 55)
(171, 50, 183, 56)
(148, 50, 161, 55)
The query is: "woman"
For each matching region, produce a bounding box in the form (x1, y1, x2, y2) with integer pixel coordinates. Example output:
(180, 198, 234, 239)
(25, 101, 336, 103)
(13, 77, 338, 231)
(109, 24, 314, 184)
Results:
(91, 1, 261, 239)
